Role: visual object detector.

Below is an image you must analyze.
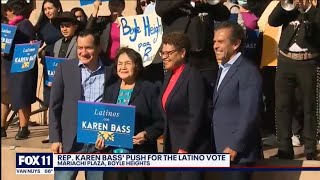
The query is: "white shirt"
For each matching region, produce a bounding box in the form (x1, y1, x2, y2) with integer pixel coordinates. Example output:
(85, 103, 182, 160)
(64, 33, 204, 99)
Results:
(217, 52, 241, 91)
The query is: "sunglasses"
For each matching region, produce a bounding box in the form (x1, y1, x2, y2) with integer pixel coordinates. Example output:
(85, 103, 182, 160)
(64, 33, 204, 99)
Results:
(140, 1, 148, 7)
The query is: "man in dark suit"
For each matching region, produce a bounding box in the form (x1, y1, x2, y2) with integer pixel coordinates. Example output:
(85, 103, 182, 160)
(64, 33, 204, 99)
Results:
(268, 0, 320, 160)
(49, 30, 114, 180)
(212, 21, 263, 180)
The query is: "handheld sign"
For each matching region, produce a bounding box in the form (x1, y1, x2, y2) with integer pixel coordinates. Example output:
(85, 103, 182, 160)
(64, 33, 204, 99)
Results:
(1, 24, 17, 54)
(10, 41, 41, 73)
(79, 0, 109, 6)
(119, 13, 163, 67)
(243, 29, 261, 65)
(44, 56, 68, 86)
(77, 101, 136, 149)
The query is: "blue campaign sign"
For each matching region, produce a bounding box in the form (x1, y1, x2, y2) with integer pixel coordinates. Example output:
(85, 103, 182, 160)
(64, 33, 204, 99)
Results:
(10, 41, 41, 73)
(44, 56, 67, 86)
(80, 0, 109, 6)
(243, 29, 260, 60)
(1, 23, 17, 54)
(77, 101, 136, 149)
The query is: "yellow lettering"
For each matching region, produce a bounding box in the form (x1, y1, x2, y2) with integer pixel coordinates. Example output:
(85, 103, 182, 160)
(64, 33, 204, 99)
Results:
(22, 62, 30, 68)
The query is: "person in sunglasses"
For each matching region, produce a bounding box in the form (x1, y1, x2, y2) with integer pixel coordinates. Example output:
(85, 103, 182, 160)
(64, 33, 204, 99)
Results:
(71, 7, 88, 31)
(136, 0, 156, 15)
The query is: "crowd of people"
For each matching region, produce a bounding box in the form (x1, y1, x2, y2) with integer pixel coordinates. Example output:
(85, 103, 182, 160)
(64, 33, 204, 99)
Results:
(1, 0, 320, 180)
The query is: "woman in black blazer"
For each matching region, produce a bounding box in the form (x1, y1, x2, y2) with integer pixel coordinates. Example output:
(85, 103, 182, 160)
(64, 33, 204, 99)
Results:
(2, 0, 37, 139)
(159, 32, 212, 180)
(95, 47, 163, 180)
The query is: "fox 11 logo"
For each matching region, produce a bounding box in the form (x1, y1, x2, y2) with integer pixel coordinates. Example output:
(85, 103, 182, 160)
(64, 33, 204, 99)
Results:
(16, 153, 54, 175)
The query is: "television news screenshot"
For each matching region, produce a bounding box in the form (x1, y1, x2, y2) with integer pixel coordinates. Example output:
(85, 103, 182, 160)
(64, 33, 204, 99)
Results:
(1, 0, 320, 179)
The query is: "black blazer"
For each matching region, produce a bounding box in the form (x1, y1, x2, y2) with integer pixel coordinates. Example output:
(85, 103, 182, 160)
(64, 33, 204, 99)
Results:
(268, 3, 320, 52)
(102, 80, 164, 153)
(49, 59, 115, 153)
(160, 64, 212, 153)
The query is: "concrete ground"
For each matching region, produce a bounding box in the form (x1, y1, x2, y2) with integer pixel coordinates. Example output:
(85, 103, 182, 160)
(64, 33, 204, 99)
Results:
(1, 125, 320, 180)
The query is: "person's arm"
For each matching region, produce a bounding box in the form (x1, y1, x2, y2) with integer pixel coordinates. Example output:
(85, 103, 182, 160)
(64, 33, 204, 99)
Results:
(230, 5, 245, 28)
(155, 0, 190, 17)
(49, 63, 64, 144)
(229, 65, 263, 153)
(85, 0, 106, 32)
(308, 6, 320, 30)
(53, 40, 59, 58)
(195, 2, 230, 21)
(268, 3, 295, 27)
(179, 69, 207, 152)
(143, 85, 164, 142)
(315, 7, 320, 29)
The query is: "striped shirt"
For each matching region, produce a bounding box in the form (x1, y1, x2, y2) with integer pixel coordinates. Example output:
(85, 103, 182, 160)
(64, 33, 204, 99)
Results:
(78, 60, 105, 102)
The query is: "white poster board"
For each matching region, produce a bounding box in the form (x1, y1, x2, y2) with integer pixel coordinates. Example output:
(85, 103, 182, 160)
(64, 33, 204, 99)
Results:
(119, 13, 163, 67)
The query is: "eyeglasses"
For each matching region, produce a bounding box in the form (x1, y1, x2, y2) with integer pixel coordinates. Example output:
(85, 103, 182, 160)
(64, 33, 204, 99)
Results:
(159, 50, 177, 58)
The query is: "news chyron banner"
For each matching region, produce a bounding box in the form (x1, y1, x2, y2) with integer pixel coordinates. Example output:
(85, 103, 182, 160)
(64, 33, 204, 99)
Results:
(77, 101, 136, 149)
(16, 153, 53, 175)
(119, 13, 163, 67)
(44, 56, 68, 86)
(16, 153, 230, 174)
(1, 24, 17, 54)
(10, 41, 41, 73)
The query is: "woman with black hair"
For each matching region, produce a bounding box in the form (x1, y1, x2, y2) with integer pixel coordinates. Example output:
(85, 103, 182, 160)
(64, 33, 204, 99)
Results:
(1, 0, 37, 139)
(71, 7, 88, 31)
(34, 0, 63, 108)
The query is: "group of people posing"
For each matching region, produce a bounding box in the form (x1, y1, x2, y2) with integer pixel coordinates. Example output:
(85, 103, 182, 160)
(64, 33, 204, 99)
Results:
(1, 0, 319, 180)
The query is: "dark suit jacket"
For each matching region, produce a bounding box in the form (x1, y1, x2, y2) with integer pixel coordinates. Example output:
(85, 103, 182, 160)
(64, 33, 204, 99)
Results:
(49, 59, 115, 153)
(160, 64, 212, 153)
(212, 55, 263, 164)
(102, 80, 164, 153)
(268, 3, 320, 52)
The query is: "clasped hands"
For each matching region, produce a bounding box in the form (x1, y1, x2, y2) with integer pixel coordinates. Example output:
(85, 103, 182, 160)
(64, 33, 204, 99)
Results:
(95, 131, 148, 150)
